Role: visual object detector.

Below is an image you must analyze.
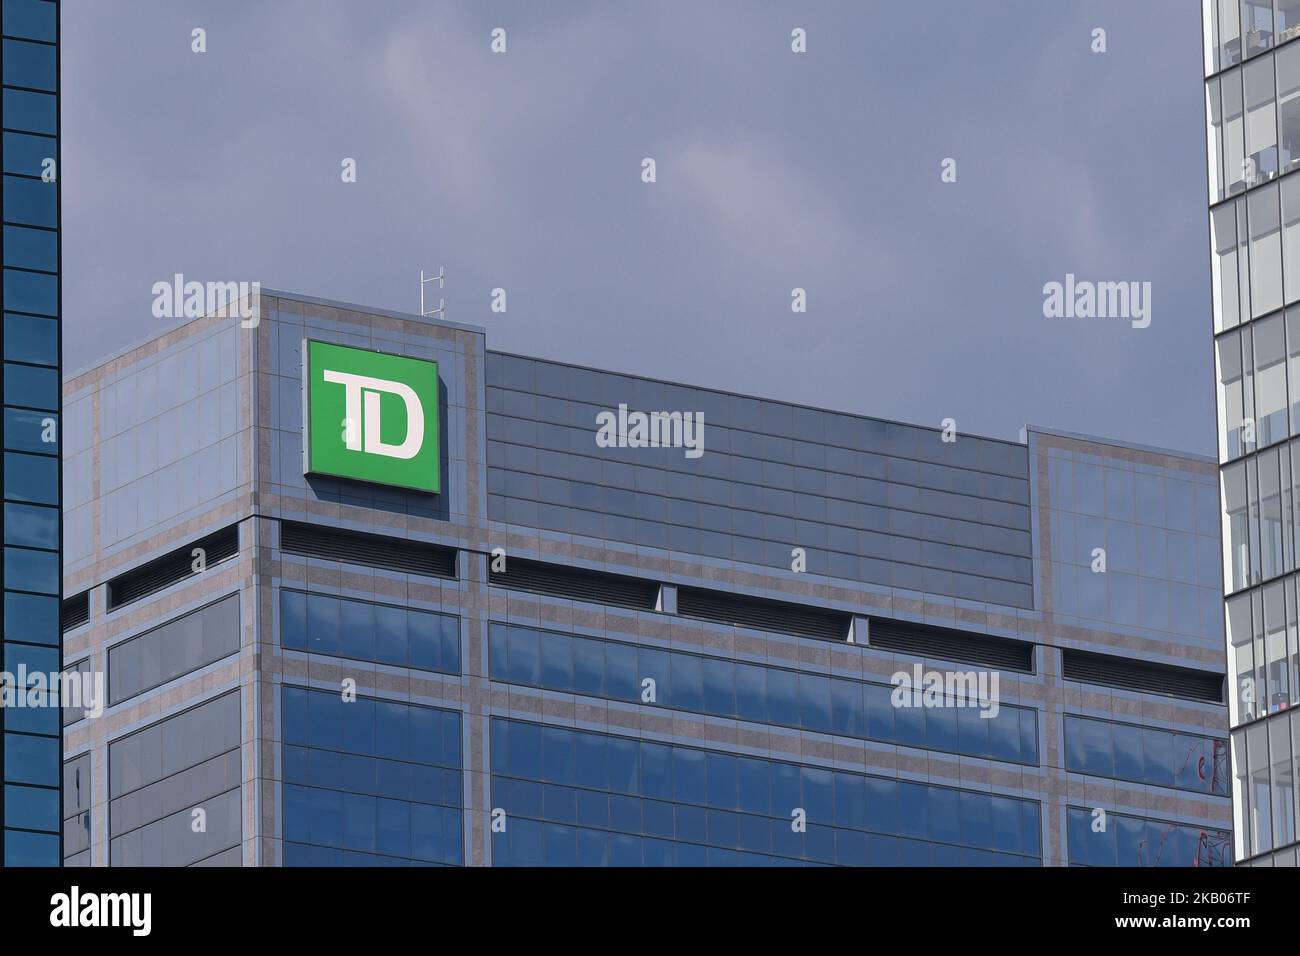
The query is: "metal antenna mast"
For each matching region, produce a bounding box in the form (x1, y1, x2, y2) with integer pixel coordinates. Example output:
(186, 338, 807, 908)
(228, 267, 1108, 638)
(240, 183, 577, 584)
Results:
(420, 267, 445, 319)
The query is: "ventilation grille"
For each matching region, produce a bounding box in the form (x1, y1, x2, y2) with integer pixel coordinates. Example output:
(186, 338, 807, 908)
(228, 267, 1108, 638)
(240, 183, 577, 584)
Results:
(676, 587, 849, 642)
(489, 557, 659, 611)
(868, 617, 1035, 673)
(61, 591, 90, 631)
(1062, 649, 1224, 704)
(279, 521, 457, 578)
(106, 525, 240, 611)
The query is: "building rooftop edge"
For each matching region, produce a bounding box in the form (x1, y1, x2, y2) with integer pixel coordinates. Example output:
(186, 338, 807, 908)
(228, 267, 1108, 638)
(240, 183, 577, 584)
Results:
(1026, 424, 1214, 464)
(62, 287, 488, 382)
(486, 348, 1032, 452)
(59, 289, 1208, 464)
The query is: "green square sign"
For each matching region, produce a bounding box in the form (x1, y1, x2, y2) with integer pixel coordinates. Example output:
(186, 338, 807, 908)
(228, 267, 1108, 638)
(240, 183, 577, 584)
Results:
(303, 340, 440, 493)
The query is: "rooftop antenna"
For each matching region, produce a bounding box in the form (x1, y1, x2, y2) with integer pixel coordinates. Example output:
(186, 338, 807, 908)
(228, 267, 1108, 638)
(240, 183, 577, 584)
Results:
(420, 267, 445, 319)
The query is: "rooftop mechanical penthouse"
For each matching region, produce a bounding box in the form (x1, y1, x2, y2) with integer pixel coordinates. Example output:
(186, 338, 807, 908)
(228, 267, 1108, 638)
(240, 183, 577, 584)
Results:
(57, 290, 1229, 867)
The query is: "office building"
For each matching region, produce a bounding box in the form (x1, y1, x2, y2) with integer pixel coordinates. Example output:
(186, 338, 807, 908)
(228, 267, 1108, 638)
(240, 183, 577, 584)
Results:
(59, 289, 1229, 866)
(1, 0, 62, 868)
(1204, 0, 1300, 866)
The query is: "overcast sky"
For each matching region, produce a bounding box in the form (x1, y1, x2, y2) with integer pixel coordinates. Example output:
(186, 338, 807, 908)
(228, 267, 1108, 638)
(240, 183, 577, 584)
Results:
(62, 0, 1213, 455)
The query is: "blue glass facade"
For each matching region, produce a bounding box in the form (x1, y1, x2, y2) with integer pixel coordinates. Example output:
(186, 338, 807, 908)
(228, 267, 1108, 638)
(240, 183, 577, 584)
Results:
(1066, 807, 1230, 867)
(490, 719, 1042, 866)
(1, 0, 58, 868)
(1064, 714, 1229, 796)
(280, 589, 459, 675)
(281, 687, 463, 866)
(489, 621, 1038, 765)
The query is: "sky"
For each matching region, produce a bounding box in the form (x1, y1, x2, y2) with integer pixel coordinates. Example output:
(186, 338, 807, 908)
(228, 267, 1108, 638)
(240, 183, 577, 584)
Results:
(61, 0, 1215, 456)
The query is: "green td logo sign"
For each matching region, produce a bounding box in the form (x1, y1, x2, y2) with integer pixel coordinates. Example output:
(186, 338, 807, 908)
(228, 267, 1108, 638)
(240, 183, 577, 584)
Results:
(303, 340, 440, 493)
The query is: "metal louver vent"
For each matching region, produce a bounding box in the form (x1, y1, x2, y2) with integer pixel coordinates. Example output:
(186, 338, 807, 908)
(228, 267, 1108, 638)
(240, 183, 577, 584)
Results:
(488, 557, 659, 611)
(106, 525, 240, 611)
(676, 587, 849, 642)
(868, 617, 1035, 673)
(279, 521, 457, 578)
(1062, 649, 1223, 704)
(61, 591, 90, 631)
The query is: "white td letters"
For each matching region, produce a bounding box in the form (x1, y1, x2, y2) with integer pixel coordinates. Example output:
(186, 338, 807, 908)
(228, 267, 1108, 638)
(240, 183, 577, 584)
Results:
(322, 370, 425, 460)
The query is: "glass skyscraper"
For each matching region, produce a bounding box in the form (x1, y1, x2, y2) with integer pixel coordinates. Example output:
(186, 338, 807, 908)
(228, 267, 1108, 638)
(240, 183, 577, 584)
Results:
(57, 289, 1231, 867)
(1205, 0, 1300, 865)
(1, 0, 62, 867)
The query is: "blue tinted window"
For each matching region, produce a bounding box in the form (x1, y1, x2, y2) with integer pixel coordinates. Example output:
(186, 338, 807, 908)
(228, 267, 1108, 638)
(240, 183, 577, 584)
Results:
(638, 647, 671, 701)
(735, 662, 766, 722)
(866, 684, 895, 739)
(701, 656, 734, 714)
(1079, 716, 1114, 776)
(2, 231, 55, 286)
(1, 361, 54, 408)
(2, 266, 56, 313)
(305, 593, 340, 655)
(2, 1, 56, 42)
(439, 615, 459, 671)
(3, 451, 54, 504)
(671, 653, 704, 712)
(1142, 728, 1176, 787)
(3, 312, 55, 364)
(928, 786, 960, 844)
(2, 179, 56, 229)
(410, 606, 452, 671)
(1022, 802, 1042, 857)
(3, 684, 55, 733)
(987, 705, 1021, 762)
(374, 603, 404, 664)
(4, 828, 57, 866)
(639, 743, 672, 800)
(279, 589, 305, 648)
(282, 687, 309, 744)
(1064, 715, 1227, 796)
(2, 38, 56, 90)
(281, 688, 463, 866)
(1, 132, 54, 177)
(2, 499, 54, 551)
(893, 697, 926, 747)
(4, 731, 56, 785)
(798, 673, 832, 733)
(488, 623, 1039, 765)
(4, 546, 56, 592)
(339, 597, 374, 662)
(604, 641, 637, 699)
(1175, 733, 1219, 792)
(1019, 708, 1037, 764)
(829, 678, 863, 736)
(927, 703, 958, 752)
(1, 88, 55, 133)
(1113, 722, 1145, 782)
(491, 719, 1041, 867)
(280, 590, 457, 675)
(1066, 807, 1227, 867)
(508, 625, 540, 685)
(4, 783, 58, 831)
(540, 629, 572, 691)
(759, 665, 800, 723)
(572, 635, 604, 695)
(4, 407, 55, 455)
(3, 590, 55, 644)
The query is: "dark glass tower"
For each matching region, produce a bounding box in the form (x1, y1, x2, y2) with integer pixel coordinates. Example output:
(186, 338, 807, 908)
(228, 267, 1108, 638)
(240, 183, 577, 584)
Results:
(1, 0, 62, 866)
